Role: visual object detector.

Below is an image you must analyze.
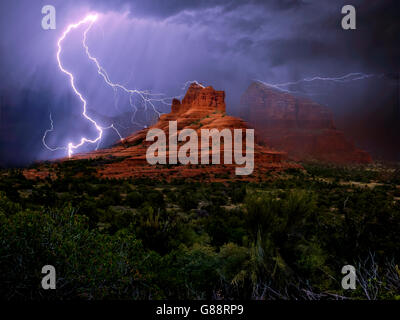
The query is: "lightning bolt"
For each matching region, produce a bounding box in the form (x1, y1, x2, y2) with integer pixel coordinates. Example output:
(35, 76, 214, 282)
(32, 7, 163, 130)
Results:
(41, 14, 121, 157)
(182, 80, 205, 90)
(43, 14, 223, 158)
(42, 113, 67, 152)
(82, 20, 170, 125)
(259, 72, 384, 94)
(51, 13, 120, 158)
(43, 13, 172, 158)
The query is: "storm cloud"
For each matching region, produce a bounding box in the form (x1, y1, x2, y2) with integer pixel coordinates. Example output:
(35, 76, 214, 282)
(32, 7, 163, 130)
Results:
(0, 0, 398, 165)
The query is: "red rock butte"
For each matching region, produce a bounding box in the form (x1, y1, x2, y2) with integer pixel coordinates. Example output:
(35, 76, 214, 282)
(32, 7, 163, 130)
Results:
(240, 81, 372, 164)
(25, 83, 297, 181)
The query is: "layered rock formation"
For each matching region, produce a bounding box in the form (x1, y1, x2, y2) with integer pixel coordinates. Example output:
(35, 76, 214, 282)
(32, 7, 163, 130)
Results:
(240, 82, 372, 164)
(26, 83, 296, 181)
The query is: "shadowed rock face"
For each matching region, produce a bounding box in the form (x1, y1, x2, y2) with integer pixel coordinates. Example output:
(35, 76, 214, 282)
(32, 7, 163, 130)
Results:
(25, 83, 296, 181)
(240, 82, 372, 164)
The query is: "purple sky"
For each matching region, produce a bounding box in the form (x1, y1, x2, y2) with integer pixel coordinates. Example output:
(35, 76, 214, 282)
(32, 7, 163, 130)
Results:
(0, 0, 399, 165)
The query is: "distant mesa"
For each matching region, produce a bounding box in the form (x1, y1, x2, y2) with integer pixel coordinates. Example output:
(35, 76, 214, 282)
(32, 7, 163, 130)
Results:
(239, 81, 372, 164)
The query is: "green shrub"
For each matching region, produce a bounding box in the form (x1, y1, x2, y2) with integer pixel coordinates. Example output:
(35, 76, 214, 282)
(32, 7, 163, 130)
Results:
(0, 205, 161, 300)
(126, 191, 145, 208)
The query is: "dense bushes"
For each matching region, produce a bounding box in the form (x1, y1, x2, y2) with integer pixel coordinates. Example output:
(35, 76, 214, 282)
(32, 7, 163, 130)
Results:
(0, 204, 161, 299)
(0, 163, 399, 300)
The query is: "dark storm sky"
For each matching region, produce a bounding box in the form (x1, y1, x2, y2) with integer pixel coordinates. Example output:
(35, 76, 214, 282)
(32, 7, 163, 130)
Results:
(0, 0, 399, 165)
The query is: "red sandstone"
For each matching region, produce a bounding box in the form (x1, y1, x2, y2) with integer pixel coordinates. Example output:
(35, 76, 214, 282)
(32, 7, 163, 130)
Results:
(239, 82, 372, 164)
(24, 83, 297, 181)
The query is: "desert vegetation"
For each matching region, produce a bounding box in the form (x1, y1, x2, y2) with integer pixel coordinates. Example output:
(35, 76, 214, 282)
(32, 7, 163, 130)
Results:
(0, 162, 399, 300)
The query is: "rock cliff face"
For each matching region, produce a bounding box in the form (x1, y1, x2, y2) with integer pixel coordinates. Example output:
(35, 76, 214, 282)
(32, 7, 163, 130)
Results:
(171, 84, 226, 115)
(25, 83, 296, 181)
(240, 82, 372, 164)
